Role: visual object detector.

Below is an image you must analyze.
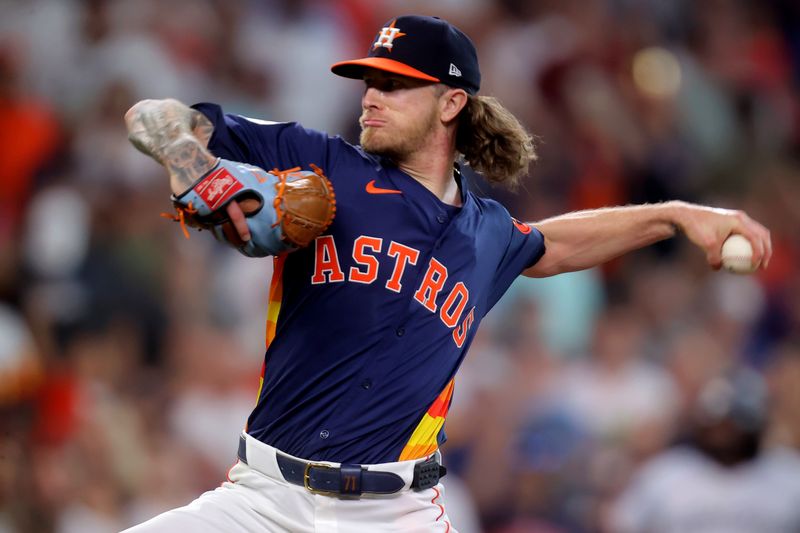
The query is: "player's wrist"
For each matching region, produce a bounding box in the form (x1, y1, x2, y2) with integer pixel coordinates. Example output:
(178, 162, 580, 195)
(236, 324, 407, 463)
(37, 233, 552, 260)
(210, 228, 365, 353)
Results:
(164, 135, 220, 195)
(660, 200, 688, 236)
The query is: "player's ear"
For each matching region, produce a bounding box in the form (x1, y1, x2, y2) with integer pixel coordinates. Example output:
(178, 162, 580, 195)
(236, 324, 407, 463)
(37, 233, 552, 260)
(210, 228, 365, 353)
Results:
(439, 87, 468, 123)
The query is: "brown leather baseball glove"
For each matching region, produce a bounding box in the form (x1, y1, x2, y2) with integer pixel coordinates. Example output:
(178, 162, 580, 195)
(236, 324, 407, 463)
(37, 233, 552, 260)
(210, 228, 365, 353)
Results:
(163, 159, 336, 257)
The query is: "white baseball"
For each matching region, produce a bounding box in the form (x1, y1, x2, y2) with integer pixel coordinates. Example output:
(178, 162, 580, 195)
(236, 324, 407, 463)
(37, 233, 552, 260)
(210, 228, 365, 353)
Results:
(721, 234, 756, 274)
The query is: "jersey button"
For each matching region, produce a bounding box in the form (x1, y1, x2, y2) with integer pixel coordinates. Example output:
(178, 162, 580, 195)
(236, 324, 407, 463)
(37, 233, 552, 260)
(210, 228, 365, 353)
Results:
(361, 379, 372, 390)
(396, 327, 405, 337)
(436, 214, 447, 224)
(319, 430, 330, 439)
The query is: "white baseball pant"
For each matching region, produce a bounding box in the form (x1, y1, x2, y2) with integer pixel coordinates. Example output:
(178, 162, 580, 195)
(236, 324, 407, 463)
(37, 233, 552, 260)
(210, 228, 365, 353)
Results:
(122, 432, 455, 532)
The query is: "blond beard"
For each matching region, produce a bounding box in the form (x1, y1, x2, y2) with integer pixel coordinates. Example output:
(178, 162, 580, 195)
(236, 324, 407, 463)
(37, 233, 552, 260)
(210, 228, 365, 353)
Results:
(360, 108, 439, 161)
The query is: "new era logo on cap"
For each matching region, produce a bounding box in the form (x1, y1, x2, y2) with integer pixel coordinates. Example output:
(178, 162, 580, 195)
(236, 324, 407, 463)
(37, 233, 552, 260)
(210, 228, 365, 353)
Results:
(331, 15, 481, 95)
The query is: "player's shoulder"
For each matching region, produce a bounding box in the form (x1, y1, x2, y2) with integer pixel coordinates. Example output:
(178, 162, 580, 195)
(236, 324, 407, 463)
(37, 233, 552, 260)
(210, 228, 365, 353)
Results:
(193, 102, 347, 147)
(467, 193, 536, 240)
(468, 192, 511, 218)
(232, 112, 380, 168)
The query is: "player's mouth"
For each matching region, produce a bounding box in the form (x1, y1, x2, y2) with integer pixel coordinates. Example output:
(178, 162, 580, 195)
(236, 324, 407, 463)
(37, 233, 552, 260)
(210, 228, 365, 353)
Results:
(360, 116, 386, 128)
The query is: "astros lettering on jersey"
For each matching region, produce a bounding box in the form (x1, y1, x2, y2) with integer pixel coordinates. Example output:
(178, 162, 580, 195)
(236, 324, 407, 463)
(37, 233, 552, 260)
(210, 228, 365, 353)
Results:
(193, 102, 545, 465)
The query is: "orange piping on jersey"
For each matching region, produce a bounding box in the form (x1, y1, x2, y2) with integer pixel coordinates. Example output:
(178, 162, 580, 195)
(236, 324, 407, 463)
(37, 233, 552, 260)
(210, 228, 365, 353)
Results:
(398, 379, 455, 461)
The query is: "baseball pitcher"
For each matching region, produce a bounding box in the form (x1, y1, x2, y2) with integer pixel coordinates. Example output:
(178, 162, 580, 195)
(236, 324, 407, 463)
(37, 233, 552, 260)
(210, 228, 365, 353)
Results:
(122, 15, 771, 533)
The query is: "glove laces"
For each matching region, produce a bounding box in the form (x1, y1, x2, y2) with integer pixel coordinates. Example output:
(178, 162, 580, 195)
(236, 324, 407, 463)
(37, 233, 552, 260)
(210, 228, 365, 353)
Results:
(160, 201, 198, 239)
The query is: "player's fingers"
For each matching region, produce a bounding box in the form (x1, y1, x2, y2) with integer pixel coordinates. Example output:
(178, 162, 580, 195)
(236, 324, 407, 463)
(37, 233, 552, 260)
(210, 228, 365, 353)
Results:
(221, 221, 246, 248)
(763, 228, 772, 269)
(705, 234, 723, 269)
(238, 197, 261, 215)
(764, 231, 772, 268)
(750, 223, 771, 269)
(707, 249, 722, 270)
(733, 213, 767, 268)
(744, 233, 765, 270)
(750, 225, 771, 270)
(747, 232, 764, 269)
(226, 201, 251, 242)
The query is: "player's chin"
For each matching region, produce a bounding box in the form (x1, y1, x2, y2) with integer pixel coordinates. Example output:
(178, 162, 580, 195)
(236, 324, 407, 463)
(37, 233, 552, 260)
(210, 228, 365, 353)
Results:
(360, 127, 377, 145)
(360, 130, 398, 157)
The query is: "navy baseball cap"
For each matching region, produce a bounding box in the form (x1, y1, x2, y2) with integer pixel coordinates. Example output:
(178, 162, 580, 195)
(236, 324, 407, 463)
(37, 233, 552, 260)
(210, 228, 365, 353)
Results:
(331, 15, 481, 95)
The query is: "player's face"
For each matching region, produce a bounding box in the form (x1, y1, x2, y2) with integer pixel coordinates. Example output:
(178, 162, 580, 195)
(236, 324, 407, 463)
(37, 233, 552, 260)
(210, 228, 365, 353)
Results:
(359, 71, 443, 160)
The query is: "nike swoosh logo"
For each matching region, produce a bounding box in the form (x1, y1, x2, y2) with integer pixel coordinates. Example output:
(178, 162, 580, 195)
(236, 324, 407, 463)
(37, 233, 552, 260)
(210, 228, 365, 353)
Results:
(366, 180, 402, 195)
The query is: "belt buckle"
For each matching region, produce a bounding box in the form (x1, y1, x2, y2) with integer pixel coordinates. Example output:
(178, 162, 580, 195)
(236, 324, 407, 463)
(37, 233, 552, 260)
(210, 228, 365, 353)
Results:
(303, 462, 338, 496)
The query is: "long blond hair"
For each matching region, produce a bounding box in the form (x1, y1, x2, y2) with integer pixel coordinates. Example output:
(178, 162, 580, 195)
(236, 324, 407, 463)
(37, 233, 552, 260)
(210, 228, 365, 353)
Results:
(456, 95, 536, 188)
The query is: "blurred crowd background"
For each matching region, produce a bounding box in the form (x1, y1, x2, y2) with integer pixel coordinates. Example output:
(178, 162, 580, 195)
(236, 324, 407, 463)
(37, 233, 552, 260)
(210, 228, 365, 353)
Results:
(1, 0, 800, 532)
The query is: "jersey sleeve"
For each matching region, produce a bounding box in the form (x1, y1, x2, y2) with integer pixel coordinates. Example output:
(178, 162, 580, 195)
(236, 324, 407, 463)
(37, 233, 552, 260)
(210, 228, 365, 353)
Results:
(191, 102, 335, 176)
(485, 206, 546, 312)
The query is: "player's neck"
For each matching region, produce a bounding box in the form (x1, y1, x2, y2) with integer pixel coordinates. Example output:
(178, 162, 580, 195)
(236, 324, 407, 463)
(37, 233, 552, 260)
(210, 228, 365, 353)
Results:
(397, 135, 461, 206)
(399, 161, 461, 207)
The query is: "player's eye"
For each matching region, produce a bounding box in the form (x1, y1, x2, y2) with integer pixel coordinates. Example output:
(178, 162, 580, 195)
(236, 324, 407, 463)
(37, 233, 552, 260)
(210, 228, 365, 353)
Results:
(364, 77, 401, 92)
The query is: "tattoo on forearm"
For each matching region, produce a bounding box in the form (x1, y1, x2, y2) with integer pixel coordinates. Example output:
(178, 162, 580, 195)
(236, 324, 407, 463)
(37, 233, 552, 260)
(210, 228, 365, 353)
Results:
(163, 135, 217, 192)
(125, 99, 217, 193)
(191, 111, 214, 147)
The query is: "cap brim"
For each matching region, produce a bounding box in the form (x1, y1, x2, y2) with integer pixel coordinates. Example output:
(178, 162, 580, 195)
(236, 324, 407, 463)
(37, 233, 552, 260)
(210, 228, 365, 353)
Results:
(331, 58, 440, 83)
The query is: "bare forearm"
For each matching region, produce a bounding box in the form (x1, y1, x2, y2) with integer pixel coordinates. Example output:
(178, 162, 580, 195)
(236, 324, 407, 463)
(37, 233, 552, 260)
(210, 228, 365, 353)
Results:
(124, 98, 217, 194)
(525, 202, 680, 277)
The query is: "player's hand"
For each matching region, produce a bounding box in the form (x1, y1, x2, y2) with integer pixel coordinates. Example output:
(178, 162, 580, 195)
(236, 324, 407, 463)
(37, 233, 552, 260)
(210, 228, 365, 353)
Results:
(673, 201, 772, 270)
(166, 159, 336, 255)
(224, 199, 258, 244)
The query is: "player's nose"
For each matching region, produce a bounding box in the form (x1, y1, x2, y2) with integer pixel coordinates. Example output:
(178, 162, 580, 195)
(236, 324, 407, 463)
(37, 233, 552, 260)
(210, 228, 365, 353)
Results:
(362, 86, 383, 109)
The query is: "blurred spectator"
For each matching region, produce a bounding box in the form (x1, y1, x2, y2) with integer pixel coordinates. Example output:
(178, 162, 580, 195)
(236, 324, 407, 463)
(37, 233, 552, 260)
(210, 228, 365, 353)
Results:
(490, 268, 605, 358)
(765, 342, 800, 450)
(0, 41, 61, 237)
(609, 367, 800, 533)
(233, 0, 363, 130)
(555, 305, 679, 455)
(0, 304, 42, 406)
(496, 410, 589, 533)
(166, 322, 259, 475)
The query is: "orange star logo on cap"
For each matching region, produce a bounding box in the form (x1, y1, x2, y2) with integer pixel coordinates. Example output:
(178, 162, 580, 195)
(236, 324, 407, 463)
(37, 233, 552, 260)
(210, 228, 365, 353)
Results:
(373, 20, 407, 51)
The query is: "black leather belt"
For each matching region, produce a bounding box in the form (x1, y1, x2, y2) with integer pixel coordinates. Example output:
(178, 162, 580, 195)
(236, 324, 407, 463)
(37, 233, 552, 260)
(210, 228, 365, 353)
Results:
(237, 436, 446, 496)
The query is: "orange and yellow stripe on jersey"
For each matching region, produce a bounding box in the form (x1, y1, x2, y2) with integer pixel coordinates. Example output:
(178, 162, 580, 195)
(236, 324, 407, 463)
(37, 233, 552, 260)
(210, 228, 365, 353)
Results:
(255, 254, 287, 403)
(265, 254, 287, 350)
(398, 378, 455, 461)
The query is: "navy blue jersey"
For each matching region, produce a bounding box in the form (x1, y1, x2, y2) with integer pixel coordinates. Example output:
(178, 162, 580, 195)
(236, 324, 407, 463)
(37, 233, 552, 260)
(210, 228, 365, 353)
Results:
(194, 103, 546, 464)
